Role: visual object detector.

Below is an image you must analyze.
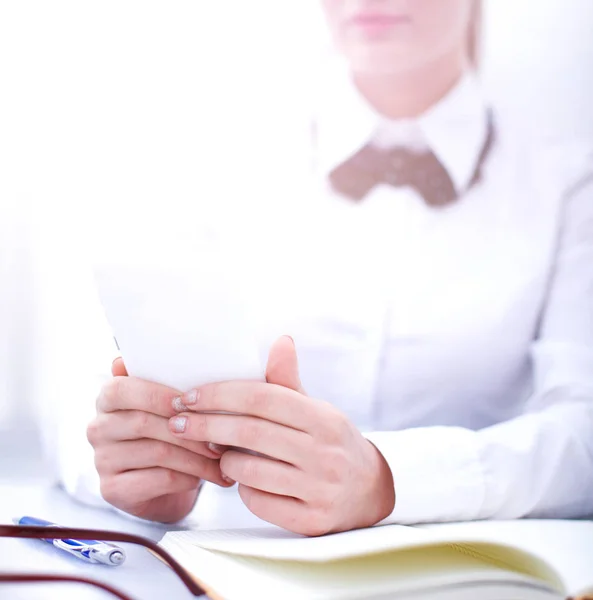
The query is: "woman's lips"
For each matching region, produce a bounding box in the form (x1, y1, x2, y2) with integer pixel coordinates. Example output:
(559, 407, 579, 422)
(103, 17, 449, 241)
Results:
(346, 13, 412, 37)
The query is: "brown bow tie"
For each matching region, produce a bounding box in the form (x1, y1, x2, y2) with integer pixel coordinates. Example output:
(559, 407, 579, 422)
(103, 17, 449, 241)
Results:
(329, 114, 495, 207)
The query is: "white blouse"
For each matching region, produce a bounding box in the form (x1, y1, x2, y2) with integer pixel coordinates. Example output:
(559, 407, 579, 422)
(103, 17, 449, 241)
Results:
(53, 69, 593, 525)
(251, 70, 593, 524)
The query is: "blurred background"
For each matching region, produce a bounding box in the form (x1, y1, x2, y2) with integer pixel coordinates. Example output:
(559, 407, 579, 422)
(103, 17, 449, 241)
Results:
(1, 0, 593, 478)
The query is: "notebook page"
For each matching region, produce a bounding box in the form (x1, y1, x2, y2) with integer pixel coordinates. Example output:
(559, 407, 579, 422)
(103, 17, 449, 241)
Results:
(418, 520, 593, 595)
(163, 522, 558, 585)
(165, 524, 424, 561)
(161, 535, 558, 600)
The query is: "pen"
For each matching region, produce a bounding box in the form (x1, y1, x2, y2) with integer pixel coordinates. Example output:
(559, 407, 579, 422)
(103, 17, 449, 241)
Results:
(13, 516, 126, 566)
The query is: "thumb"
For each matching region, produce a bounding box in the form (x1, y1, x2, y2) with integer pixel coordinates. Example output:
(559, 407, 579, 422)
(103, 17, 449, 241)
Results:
(111, 357, 129, 377)
(265, 336, 305, 394)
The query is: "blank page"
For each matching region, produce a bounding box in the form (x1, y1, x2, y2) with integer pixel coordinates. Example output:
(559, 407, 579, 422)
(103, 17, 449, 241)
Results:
(161, 535, 561, 600)
(166, 524, 428, 561)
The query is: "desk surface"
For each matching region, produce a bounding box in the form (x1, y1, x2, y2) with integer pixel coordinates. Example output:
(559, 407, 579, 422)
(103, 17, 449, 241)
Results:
(2, 438, 592, 600)
(0, 482, 197, 600)
(0, 479, 270, 600)
(0, 430, 267, 600)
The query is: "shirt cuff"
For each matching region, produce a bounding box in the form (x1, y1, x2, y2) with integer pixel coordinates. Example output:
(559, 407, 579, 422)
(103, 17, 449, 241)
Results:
(364, 427, 486, 524)
(58, 455, 109, 509)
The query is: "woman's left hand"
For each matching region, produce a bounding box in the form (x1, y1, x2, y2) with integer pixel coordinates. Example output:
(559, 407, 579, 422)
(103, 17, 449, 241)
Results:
(168, 336, 395, 536)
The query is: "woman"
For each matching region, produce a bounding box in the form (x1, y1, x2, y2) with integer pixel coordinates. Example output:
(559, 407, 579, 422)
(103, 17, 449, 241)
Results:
(84, 0, 593, 534)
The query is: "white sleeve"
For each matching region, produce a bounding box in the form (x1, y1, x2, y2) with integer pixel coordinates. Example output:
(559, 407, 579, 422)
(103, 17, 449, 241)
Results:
(32, 212, 116, 508)
(366, 153, 593, 525)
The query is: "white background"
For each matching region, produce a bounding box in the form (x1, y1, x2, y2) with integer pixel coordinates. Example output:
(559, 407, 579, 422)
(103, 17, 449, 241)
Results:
(0, 0, 592, 444)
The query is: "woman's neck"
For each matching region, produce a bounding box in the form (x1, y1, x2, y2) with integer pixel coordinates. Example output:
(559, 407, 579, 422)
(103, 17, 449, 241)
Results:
(352, 50, 467, 120)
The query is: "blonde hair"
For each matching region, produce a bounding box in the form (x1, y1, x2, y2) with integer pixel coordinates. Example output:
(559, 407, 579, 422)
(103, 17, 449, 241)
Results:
(468, 0, 483, 68)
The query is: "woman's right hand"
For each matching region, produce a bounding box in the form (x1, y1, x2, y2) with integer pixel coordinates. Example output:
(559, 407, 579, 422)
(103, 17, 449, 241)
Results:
(87, 358, 233, 523)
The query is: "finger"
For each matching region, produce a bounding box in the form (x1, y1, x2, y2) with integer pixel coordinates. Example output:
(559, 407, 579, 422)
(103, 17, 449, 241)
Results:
(220, 451, 307, 499)
(95, 440, 231, 486)
(237, 485, 322, 536)
(168, 412, 310, 466)
(101, 467, 201, 509)
(183, 381, 330, 433)
(111, 357, 128, 377)
(265, 336, 305, 394)
(97, 376, 183, 418)
(87, 411, 222, 459)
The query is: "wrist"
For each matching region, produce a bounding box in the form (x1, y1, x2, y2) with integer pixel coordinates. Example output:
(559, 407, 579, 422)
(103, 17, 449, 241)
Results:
(366, 441, 396, 525)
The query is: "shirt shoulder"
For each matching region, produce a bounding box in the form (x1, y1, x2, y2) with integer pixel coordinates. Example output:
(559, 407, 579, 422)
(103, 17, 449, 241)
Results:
(490, 106, 593, 195)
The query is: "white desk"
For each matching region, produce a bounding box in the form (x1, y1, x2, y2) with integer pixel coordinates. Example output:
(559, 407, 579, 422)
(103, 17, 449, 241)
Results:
(0, 476, 272, 600)
(2, 437, 592, 600)
(0, 429, 271, 600)
(0, 482, 201, 599)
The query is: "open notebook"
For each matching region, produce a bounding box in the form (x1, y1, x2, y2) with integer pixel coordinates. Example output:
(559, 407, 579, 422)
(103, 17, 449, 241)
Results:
(160, 520, 593, 600)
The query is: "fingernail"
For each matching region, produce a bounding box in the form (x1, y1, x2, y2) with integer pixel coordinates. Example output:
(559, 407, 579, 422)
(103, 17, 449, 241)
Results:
(185, 389, 199, 406)
(285, 335, 295, 346)
(208, 442, 225, 456)
(172, 396, 189, 412)
(170, 416, 188, 434)
(221, 474, 235, 484)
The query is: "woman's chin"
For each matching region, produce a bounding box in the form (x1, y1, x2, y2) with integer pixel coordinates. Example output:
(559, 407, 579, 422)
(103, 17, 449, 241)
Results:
(341, 45, 420, 77)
